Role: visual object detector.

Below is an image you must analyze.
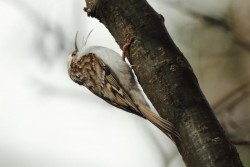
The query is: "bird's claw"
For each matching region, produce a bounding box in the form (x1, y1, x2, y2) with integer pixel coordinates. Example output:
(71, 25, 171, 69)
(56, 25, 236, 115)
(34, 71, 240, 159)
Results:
(122, 35, 134, 61)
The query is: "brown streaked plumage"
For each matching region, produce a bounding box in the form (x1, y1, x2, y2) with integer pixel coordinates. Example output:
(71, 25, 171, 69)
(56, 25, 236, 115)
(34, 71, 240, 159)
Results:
(68, 35, 180, 141)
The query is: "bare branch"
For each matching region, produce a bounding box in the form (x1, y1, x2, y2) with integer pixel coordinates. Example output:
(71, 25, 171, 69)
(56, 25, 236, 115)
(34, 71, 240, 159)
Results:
(232, 140, 250, 145)
(84, 0, 243, 166)
(213, 79, 250, 111)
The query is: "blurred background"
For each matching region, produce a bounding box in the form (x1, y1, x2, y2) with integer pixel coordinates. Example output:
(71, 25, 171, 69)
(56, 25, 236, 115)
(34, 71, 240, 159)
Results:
(0, 0, 249, 166)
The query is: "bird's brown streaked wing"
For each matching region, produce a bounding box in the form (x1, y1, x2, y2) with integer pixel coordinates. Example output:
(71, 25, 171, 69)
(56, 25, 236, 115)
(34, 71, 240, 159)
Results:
(96, 56, 180, 139)
(77, 54, 180, 140)
(95, 56, 144, 115)
(75, 53, 143, 117)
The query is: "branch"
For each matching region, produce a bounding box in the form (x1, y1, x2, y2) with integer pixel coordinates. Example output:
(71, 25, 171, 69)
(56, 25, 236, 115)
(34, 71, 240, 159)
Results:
(213, 79, 250, 112)
(232, 140, 250, 146)
(84, 0, 243, 166)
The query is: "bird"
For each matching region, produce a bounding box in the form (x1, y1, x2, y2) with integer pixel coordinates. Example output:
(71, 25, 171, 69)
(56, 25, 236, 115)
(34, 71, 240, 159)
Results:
(67, 33, 180, 141)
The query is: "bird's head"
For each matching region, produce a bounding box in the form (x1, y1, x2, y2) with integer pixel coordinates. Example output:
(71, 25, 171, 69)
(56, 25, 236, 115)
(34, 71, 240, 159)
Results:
(68, 30, 93, 69)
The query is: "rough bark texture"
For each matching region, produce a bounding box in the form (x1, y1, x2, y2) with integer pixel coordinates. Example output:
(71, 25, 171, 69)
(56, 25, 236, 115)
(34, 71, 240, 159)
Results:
(84, 0, 243, 166)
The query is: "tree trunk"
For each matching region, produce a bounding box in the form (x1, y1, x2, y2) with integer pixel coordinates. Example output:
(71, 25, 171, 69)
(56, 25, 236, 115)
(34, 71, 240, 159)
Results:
(84, 0, 243, 166)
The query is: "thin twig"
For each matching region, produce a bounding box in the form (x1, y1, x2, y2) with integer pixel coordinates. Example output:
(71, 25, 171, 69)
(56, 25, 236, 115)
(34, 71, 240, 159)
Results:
(212, 79, 250, 111)
(231, 140, 250, 145)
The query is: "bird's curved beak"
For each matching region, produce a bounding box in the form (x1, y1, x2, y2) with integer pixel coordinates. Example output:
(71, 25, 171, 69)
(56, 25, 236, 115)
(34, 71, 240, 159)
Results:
(75, 32, 78, 52)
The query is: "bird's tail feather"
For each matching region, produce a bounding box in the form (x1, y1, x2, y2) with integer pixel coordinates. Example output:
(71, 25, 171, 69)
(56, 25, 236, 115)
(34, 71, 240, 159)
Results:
(139, 105, 180, 141)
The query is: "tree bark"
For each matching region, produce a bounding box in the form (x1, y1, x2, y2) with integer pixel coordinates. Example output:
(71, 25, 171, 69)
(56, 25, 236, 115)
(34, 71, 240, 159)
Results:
(84, 0, 243, 166)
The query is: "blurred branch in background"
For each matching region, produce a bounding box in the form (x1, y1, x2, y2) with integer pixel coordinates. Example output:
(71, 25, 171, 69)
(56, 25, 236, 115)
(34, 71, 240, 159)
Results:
(3, 0, 87, 98)
(165, 0, 250, 52)
(213, 80, 250, 111)
(213, 79, 250, 145)
(6, 0, 76, 66)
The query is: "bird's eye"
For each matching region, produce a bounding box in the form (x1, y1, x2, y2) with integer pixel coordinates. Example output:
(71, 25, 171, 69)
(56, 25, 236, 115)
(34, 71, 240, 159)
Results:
(72, 50, 77, 57)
